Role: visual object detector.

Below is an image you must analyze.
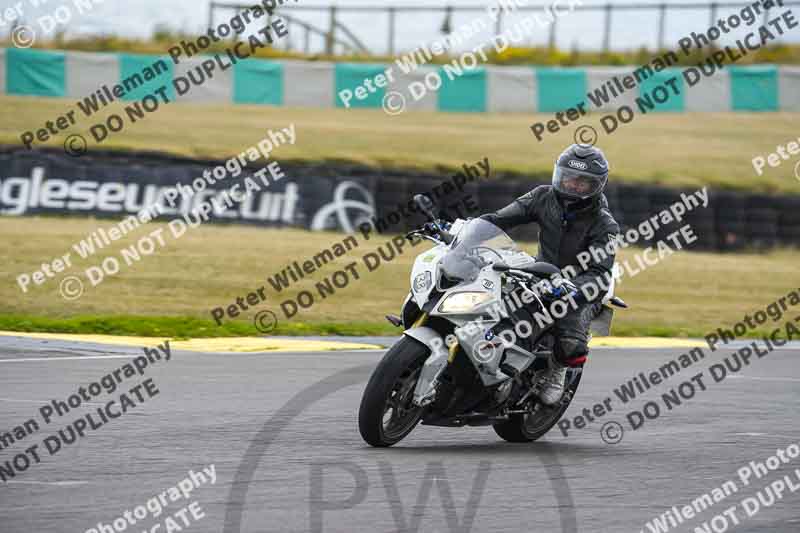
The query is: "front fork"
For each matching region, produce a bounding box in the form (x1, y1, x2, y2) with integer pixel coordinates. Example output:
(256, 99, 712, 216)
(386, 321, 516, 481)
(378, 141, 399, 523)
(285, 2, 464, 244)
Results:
(405, 323, 450, 407)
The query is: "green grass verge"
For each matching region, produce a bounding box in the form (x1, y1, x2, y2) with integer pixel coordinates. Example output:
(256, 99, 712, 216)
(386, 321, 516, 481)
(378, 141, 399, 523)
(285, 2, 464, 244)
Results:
(2, 96, 799, 193)
(0, 313, 778, 341)
(2, 218, 798, 342)
(0, 314, 399, 338)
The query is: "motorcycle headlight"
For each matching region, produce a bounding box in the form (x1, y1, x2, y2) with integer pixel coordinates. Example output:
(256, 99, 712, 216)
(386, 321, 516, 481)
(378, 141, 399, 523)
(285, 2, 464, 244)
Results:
(438, 291, 492, 314)
(413, 272, 432, 293)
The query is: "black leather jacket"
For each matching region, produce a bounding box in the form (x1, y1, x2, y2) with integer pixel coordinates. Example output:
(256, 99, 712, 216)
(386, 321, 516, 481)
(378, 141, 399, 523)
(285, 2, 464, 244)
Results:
(482, 185, 620, 300)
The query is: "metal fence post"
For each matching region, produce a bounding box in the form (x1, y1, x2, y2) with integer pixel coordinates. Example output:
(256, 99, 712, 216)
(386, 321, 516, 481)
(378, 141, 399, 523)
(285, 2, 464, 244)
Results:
(603, 4, 612, 52)
(326, 6, 337, 55)
(210, 1, 785, 57)
(388, 7, 396, 56)
(709, 2, 718, 31)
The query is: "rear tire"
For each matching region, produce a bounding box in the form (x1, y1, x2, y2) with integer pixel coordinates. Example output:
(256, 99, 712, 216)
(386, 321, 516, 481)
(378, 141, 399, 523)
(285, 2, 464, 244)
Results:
(358, 336, 430, 447)
(493, 368, 583, 443)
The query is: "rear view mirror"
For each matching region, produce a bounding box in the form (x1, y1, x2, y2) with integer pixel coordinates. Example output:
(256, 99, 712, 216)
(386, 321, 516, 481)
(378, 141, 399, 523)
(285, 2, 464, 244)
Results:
(413, 194, 437, 222)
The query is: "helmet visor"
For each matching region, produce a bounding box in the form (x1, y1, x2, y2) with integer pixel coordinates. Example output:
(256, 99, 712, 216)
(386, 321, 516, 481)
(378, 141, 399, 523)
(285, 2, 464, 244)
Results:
(552, 166, 606, 199)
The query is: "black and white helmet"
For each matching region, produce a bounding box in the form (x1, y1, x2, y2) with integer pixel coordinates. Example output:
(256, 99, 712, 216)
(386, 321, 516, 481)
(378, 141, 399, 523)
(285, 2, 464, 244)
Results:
(552, 144, 609, 201)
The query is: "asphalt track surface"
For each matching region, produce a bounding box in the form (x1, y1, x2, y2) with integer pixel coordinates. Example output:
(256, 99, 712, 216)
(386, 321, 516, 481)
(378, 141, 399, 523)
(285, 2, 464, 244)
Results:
(1, 335, 798, 533)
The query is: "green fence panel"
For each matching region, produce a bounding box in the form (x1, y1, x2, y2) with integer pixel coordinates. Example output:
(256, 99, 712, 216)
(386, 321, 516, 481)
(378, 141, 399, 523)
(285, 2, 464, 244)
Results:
(437, 66, 487, 113)
(536, 68, 587, 112)
(334, 63, 386, 108)
(234, 60, 283, 105)
(637, 68, 685, 112)
(7, 48, 65, 97)
(118, 54, 175, 102)
(730, 65, 778, 111)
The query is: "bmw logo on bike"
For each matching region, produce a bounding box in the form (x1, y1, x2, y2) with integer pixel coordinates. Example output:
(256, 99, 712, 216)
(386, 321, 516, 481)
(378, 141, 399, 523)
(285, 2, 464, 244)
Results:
(482, 279, 494, 290)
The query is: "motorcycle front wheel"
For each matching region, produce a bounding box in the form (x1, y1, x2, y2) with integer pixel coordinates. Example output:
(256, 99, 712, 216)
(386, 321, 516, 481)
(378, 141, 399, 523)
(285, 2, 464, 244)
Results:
(358, 336, 430, 447)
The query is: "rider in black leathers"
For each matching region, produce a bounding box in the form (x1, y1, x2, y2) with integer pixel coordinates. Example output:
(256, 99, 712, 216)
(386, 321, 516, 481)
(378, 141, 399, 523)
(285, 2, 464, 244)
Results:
(481, 144, 620, 405)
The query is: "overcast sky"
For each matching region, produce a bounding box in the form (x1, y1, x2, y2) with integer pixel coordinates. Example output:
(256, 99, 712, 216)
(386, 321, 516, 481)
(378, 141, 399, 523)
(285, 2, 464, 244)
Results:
(9, 0, 798, 54)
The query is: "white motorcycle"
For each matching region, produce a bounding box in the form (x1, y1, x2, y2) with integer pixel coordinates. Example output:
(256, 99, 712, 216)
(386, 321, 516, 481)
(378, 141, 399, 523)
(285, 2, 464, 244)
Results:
(358, 195, 627, 447)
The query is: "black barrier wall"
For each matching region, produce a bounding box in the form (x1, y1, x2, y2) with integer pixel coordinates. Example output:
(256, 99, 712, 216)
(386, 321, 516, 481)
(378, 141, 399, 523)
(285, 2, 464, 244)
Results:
(0, 147, 798, 251)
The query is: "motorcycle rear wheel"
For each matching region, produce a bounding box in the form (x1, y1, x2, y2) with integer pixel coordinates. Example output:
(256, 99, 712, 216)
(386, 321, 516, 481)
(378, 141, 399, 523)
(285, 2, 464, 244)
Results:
(358, 336, 430, 447)
(493, 367, 583, 443)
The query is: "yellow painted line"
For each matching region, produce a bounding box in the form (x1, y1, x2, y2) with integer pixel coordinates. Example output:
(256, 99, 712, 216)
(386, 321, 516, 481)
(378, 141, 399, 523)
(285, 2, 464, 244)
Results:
(0, 331, 704, 352)
(170, 337, 383, 353)
(589, 336, 706, 348)
(0, 331, 382, 353)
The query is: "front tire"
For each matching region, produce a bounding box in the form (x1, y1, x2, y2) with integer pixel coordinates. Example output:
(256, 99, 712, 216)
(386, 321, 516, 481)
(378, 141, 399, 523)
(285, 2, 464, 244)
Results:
(493, 367, 583, 443)
(358, 336, 430, 447)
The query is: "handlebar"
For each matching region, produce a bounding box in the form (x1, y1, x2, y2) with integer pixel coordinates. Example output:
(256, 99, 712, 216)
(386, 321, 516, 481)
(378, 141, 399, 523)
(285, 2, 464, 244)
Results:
(405, 222, 454, 245)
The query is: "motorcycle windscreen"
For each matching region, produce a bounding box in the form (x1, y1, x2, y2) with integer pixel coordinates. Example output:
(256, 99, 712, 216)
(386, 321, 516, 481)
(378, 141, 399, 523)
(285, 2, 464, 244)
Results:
(439, 218, 520, 282)
(439, 251, 484, 283)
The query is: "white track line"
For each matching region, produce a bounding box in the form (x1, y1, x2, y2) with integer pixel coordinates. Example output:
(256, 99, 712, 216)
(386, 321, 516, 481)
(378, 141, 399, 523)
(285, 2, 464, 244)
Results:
(4, 480, 88, 486)
(732, 432, 800, 440)
(0, 397, 105, 406)
(0, 349, 387, 363)
(727, 375, 800, 383)
(0, 355, 135, 363)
